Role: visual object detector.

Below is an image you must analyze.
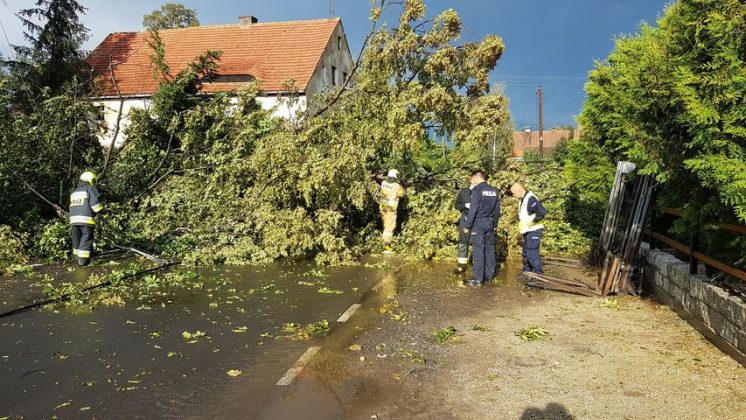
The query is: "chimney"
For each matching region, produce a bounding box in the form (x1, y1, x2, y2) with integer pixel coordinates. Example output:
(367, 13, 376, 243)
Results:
(239, 16, 258, 27)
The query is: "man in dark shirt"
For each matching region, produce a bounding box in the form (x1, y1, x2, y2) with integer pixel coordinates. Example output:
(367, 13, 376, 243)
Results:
(463, 170, 501, 286)
(510, 183, 547, 274)
(453, 183, 473, 274)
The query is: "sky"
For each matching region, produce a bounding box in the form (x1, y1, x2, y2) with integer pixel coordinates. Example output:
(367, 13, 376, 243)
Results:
(0, 0, 671, 129)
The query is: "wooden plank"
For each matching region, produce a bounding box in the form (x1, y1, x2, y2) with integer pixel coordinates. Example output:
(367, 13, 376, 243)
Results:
(525, 280, 600, 297)
(523, 272, 594, 290)
(649, 232, 690, 254)
(544, 260, 581, 269)
(602, 257, 620, 296)
(655, 206, 685, 217)
(718, 223, 746, 236)
(618, 265, 631, 294)
(544, 255, 583, 264)
(599, 252, 612, 288)
(654, 206, 746, 235)
(693, 251, 746, 282)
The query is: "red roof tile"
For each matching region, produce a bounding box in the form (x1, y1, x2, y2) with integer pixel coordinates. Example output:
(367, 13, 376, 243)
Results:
(86, 18, 341, 97)
(512, 130, 574, 157)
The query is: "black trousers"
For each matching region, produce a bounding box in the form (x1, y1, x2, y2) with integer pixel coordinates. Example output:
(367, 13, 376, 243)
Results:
(457, 221, 471, 266)
(71, 225, 94, 266)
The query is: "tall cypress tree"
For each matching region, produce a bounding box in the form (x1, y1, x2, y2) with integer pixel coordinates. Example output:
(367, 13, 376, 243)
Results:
(13, 0, 90, 98)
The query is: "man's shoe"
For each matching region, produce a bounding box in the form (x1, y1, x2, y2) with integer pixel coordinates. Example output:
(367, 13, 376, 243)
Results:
(463, 279, 482, 287)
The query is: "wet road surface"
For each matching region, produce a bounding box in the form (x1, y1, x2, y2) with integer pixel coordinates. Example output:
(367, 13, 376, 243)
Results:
(0, 262, 384, 419)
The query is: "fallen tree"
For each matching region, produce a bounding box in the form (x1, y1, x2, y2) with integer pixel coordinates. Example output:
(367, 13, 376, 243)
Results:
(1, 0, 593, 272)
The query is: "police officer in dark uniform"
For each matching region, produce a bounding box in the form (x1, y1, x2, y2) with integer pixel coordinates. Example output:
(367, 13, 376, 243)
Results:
(69, 171, 104, 266)
(463, 169, 501, 286)
(453, 184, 473, 274)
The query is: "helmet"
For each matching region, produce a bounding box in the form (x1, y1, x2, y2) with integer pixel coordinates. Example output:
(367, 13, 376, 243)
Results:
(80, 171, 97, 184)
(387, 169, 399, 179)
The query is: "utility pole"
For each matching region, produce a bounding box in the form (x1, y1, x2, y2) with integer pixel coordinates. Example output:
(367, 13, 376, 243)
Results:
(537, 85, 544, 159)
(492, 127, 496, 164)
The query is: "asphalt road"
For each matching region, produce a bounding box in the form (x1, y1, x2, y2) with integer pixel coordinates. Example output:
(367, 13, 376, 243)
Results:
(0, 262, 384, 419)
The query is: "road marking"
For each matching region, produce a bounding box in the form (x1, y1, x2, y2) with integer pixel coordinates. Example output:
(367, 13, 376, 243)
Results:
(337, 304, 361, 323)
(276, 346, 321, 386)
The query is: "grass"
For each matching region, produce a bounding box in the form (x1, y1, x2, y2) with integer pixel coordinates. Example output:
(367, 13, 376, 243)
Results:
(516, 326, 548, 341)
(470, 324, 490, 332)
(390, 311, 407, 321)
(400, 349, 426, 365)
(432, 326, 457, 344)
(603, 297, 620, 310)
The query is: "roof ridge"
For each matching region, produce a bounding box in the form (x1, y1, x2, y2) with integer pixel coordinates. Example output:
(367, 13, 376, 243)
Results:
(252, 17, 341, 25)
(129, 18, 340, 34)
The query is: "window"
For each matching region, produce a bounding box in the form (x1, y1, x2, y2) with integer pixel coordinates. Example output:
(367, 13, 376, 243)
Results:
(94, 105, 105, 122)
(331, 66, 337, 86)
(89, 105, 106, 133)
(211, 74, 255, 83)
(343, 72, 348, 84)
(337, 36, 342, 51)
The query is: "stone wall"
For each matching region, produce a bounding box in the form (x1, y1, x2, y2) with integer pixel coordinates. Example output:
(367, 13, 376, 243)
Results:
(641, 243, 746, 364)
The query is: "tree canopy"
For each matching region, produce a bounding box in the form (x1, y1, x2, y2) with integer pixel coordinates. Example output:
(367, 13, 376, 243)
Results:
(143, 3, 200, 31)
(574, 0, 746, 224)
(9, 0, 90, 106)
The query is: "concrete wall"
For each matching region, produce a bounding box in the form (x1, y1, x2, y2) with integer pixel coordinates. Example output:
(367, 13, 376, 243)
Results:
(641, 243, 746, 363)
(305, 21, 354, 101)
(93, 94, 307, 148)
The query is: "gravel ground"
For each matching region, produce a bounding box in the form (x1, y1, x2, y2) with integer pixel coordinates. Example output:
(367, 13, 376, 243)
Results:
(301, 261, 746, 420)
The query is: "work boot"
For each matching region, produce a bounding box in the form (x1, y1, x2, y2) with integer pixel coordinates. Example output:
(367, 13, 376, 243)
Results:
(463, 278, 482, 287)
(453, 264, 467, 274)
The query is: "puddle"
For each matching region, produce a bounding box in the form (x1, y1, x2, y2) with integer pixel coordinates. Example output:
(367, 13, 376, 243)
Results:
(250, 260, 541, 420)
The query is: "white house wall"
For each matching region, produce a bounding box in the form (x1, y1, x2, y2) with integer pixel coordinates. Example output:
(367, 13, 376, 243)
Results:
(95, 98, 152, 149)
(306, 22, 354, 100)
(94, 94, 307, 148)
(255, 95, 307, 121)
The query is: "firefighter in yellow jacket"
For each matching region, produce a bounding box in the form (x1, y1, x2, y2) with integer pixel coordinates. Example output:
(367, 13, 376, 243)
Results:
(377, 169, 406, 251)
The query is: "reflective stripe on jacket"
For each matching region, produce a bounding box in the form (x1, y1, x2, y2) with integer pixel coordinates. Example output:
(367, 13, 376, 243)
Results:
(69, 183, 103, 226)
(519, 191, 544, 234)
(380, 178, 405, 210)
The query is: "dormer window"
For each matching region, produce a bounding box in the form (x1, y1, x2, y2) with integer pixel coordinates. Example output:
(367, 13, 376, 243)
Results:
(210, 74, 255, 83)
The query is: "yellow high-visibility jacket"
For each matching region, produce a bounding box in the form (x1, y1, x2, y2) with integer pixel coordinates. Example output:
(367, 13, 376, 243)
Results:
(379, 178, 405, 211)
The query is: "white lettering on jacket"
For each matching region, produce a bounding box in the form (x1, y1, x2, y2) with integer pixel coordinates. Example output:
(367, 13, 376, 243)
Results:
(482, 191, 497, 197)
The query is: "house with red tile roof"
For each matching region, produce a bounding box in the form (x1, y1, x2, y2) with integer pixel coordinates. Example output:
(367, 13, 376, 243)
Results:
(86, 16, 353, 147)
(511, 128, 575, 158)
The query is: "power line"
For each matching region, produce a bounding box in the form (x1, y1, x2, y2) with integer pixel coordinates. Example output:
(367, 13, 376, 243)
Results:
(491, 74, 586, 80)
(0, 9, 15, 60)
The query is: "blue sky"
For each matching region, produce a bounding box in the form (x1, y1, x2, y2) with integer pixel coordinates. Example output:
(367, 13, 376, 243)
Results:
(0, 0, 670, 128)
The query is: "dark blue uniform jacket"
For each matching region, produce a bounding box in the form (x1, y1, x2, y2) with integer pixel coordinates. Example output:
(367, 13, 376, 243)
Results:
(464, 182, 501, 233)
